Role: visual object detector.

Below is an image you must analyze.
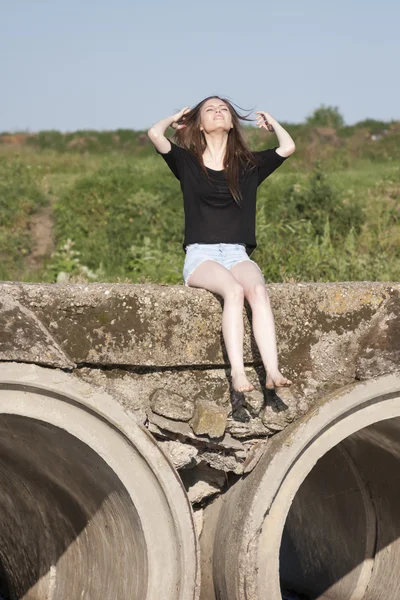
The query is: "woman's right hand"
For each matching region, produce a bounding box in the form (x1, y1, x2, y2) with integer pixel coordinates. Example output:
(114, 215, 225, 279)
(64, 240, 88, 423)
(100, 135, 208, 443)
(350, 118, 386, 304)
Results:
(171, 106, 190, 129)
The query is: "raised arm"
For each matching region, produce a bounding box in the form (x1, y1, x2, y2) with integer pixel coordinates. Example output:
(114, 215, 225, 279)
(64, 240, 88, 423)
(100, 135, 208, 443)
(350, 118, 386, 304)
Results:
(256, 111, 296, 158)
(147, 106, 190, 154)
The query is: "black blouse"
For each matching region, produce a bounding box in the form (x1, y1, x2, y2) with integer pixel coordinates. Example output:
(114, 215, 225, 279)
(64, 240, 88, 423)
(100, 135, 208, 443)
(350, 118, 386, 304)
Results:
(156, 139, 288, 255)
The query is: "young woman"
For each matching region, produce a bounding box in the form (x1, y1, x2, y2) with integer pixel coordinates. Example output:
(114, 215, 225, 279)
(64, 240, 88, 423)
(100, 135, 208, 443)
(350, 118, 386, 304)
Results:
(147, 96, 296, 393)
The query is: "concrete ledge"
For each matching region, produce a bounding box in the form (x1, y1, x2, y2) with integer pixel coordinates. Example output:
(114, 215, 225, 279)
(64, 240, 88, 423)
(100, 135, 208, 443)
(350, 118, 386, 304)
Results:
(1, 282, 399, 376)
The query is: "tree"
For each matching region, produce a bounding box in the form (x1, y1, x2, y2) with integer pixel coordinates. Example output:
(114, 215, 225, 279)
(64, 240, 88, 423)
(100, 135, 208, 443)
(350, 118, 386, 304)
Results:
(306, 105, 345, 129)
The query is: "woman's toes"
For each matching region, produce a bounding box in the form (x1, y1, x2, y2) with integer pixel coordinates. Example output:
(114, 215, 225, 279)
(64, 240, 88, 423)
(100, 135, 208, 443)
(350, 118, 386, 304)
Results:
(266, 373, 292, 389)
(276, 376, 292, 387)
(242, 385, 254, 392)
(232, 372, 254, 393)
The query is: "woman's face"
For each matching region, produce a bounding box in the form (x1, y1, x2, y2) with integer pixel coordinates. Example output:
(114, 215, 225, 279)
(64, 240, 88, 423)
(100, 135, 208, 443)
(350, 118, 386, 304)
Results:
(199, 98, 234, 135)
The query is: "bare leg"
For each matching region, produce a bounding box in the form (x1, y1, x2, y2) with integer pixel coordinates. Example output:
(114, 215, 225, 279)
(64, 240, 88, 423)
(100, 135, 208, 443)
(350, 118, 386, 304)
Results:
(187, 260, 254, 392)
(230, 261, 292, 389)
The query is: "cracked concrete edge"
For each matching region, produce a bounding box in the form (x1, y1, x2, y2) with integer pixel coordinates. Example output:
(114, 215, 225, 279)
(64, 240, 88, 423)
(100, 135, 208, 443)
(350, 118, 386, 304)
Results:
(0, 293, 76, 368)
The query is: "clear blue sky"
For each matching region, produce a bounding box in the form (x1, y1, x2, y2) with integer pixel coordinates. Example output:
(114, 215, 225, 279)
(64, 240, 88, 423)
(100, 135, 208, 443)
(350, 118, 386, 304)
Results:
(2, 0, 399, 132)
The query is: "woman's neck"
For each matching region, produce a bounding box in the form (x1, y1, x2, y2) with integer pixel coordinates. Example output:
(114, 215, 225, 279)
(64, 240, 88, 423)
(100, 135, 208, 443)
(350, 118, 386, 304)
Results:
(202, 133, 229, 170)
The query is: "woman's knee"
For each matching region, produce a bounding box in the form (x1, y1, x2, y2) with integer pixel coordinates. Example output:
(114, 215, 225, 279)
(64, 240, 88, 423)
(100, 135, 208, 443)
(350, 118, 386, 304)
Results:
(223, 282, 245, 304)
(246, 283, 270, 306)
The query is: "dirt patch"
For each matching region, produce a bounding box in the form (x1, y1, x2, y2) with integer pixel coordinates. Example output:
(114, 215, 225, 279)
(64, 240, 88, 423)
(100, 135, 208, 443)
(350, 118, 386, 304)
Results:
(0, 134, 31, 145)
(27, 207, 55, 269)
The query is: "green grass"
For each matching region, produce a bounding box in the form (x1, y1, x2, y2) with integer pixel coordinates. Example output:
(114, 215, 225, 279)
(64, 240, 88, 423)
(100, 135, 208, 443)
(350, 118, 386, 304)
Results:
(0, 156, 48, 280)
(1, 125, 400, 284)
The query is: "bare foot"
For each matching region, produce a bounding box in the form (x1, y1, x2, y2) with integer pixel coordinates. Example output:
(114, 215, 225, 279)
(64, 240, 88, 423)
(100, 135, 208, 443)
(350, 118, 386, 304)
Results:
(231, 371, 255, 393)
(266, 372, 292, 389)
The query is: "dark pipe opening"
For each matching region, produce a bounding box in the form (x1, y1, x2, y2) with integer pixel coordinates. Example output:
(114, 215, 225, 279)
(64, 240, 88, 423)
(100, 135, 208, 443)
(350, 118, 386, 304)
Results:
(280, 417, 400, 600)
(0, 414, 146, 599)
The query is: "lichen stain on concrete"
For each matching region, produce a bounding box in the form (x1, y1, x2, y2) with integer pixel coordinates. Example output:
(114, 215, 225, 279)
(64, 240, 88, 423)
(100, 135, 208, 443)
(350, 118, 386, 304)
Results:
(371, 292, 400, 349)
(191, 315, 212, 338)
(317, 288, 385, 315)
(41, 295, 153, 361)
(314, 304, 383, 336)
(205, 336, 225, 364)
(97, 311, 111, 325)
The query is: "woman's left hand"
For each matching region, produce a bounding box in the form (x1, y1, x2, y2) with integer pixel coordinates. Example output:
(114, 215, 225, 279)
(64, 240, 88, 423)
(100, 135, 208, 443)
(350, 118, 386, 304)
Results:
(256, 111, 275, 132)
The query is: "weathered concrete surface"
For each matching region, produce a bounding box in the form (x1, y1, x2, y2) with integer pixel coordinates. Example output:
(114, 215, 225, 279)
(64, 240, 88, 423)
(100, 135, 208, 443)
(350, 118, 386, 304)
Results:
(1, 281, 399, 480)
(1, 282, 399, 377)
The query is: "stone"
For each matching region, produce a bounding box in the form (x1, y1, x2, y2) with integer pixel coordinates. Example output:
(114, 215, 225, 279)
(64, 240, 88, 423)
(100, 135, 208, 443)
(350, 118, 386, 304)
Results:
(180, 465, 226, 504)
(242, 440, 269, 474)
(150, 388, 194, 421)
(77, 367, 230, 426)
(188, 480, 218, 504)
(147, 409, 197, 438)
(147, 410, 245, 451)
(242, 390, 265, 417)
(159, 439, 198, 469)
(261, 388, 300, 432)
(199, 451, 244, 475)
(226, 417, 270, 439)
(214, 432, 245, 451)
(190, 400, 229, 439)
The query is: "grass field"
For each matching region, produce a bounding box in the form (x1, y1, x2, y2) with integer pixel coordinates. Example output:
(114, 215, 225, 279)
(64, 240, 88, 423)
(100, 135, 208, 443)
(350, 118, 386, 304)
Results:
(1, 120, 399, 284)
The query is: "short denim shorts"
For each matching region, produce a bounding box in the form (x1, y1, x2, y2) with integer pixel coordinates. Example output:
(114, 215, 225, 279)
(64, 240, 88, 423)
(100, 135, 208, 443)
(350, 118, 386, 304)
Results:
(183, 242, 265, 287)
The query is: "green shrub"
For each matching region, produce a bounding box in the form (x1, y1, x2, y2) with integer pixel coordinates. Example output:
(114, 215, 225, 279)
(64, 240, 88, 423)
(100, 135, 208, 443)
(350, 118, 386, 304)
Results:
(283, 161, 365, 239)
(253, 166, 400, 282)
(0, 158, 47, 279)
(305, 105, 345, 129)
(53, 160, 184, 279)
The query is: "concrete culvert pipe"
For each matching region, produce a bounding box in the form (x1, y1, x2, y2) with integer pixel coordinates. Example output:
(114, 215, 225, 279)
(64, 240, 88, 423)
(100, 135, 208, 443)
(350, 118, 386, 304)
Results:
(210, 373, 400, 600)
(0, 363, 199, 600)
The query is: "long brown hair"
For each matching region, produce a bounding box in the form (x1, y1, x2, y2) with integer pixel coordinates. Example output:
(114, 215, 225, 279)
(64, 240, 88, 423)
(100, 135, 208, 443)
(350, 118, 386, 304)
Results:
(172, 95, 259, 205)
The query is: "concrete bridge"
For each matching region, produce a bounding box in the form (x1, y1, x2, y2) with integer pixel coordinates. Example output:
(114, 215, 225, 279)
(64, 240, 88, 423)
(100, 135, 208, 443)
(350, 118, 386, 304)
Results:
(0, 281, 399, 600)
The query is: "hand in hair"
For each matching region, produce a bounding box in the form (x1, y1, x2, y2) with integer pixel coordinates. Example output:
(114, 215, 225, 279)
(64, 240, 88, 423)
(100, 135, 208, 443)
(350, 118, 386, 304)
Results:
(171, 107, 191, 130)
(255, 111, 275, 132)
